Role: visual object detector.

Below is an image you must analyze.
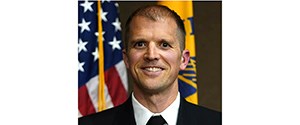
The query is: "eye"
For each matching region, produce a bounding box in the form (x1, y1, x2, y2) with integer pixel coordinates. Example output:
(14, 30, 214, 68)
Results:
(160, 41, 171, 49)
(133, 41, 146, 48)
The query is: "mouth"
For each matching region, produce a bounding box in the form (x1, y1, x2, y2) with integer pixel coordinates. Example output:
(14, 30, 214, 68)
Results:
(141, 66, 164, 72)
(140, 66, 164, 77)
(143, 67, 162, 72)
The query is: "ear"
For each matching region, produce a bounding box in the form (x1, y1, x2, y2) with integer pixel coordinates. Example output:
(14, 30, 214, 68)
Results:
(122, 49, 129, 69)
(180, 50, 190, 70)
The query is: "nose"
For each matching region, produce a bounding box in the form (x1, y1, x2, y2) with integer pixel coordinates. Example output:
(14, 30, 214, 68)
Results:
(144, 42, 159, 61)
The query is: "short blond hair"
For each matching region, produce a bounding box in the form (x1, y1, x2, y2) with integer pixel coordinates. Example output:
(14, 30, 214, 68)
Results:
(124, 5, 186, 51)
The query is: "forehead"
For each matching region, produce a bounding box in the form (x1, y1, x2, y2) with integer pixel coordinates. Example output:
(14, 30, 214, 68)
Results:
(129, 16, 178, 36)
(130, 15, 176, 26)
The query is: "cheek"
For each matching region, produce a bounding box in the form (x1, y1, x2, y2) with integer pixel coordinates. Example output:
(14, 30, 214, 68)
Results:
(127, 51, 143, 67)
(162, 52, 181, 68)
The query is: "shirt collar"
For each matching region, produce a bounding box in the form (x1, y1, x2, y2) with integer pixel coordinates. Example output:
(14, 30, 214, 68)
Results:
(132, 92, 180, 125)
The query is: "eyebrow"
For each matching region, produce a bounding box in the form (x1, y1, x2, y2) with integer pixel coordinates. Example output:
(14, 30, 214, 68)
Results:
(130, 38, 147, 43)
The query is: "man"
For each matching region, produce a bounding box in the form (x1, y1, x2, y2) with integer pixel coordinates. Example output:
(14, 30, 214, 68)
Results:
(79, 5, 221, 125)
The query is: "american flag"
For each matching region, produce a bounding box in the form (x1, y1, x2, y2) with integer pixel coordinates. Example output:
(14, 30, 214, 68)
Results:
(78, 0, 128, 117)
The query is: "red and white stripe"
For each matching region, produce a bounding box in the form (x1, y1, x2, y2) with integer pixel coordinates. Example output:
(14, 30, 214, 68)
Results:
(78, 61, 128, 117)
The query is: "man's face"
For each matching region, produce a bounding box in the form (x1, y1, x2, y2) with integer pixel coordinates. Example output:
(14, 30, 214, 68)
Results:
(123, 16, 190, 94)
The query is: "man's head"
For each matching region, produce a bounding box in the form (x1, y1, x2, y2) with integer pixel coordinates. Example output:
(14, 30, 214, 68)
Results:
(123, 5, 190, 94)
(124, 5, 186, 51)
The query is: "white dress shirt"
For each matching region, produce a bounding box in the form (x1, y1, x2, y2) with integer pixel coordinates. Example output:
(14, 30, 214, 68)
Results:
(132, 92, 180, 125)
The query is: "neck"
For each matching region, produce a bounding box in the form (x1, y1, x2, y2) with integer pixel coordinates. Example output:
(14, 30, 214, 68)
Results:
(133, 83, 178, 113)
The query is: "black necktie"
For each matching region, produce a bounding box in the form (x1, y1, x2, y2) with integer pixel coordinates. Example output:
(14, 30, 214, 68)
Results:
(146, 115, 168, 125)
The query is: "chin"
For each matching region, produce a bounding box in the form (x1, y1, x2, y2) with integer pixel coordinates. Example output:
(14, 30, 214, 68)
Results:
(142, 84, 168, 93)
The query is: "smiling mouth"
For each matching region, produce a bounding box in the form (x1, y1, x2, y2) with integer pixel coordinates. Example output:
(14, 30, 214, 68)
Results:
(140, 66, 164, 77)
(141, 66, 164, 72)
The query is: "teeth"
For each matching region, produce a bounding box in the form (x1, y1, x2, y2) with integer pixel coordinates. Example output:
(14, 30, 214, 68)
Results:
(145, 67, 162, 72)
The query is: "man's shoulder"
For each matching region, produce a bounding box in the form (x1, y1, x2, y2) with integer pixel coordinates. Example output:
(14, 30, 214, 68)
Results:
(78, 106, 122, 125)
(79, 97, 136, 125)
(179, 98, 222, 125)
(184, 100, 220, 116)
